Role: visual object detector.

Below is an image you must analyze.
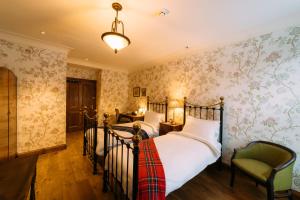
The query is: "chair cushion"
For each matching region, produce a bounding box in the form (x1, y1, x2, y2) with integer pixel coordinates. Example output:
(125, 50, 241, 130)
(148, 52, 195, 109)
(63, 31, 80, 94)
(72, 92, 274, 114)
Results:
(232, 158, 272, 182)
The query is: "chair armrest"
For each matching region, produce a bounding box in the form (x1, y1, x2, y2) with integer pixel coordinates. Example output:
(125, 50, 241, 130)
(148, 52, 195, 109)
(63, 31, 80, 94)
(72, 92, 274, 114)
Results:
(273, 153, 296, 173)
(267, 152, 296, 190)
(267, 160, 296, 191)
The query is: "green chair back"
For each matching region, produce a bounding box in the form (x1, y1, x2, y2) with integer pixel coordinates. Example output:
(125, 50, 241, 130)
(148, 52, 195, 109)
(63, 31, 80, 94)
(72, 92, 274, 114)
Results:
(246, 143, 292, 168)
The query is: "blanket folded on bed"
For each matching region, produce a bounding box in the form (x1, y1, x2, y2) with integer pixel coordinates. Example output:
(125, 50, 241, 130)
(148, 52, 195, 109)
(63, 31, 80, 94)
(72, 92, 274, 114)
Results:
(111, 126, 149, 139)
(138, 138, 166, 200)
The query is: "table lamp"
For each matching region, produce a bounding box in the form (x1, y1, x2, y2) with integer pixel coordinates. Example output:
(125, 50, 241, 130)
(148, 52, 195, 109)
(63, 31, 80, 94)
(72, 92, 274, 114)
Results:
(169, 99, 181, 124)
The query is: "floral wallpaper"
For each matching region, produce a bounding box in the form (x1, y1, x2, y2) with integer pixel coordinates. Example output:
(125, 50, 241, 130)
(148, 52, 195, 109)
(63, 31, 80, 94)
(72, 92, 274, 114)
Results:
(128, 26, 300, 191)
(0, 38, 68, 153)
(67, 64, 99, 80)
(98, 69, 129, 123)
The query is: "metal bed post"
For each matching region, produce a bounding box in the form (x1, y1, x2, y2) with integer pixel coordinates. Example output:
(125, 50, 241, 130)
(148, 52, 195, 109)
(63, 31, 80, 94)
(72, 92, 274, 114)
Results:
(83, 110, 87, 156)
(218, 96, 224, 170)
(93, 113, 98, 175)
(183, 97, 187, 125)
(132, 124, 142, 200)
(103, 113, 109, 192)
(165, 96, 168, 122)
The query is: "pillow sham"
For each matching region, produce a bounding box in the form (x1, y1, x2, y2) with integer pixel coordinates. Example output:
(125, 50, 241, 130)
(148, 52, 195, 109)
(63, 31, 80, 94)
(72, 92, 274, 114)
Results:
(144, 111, 164, 130)
(182, 116, 220, 143)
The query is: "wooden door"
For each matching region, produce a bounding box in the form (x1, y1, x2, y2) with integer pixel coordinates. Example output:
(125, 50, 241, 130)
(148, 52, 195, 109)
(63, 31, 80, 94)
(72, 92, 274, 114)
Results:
(8, 70, 17, 159)
(82, 80, 96, 116)
(0, 68, 9, 160)
(66, 78, 96, 132)
(67, 79, 82, 132)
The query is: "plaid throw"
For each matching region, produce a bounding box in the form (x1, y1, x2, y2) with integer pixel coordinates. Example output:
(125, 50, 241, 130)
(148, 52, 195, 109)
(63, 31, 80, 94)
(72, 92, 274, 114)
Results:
(138, 138, 166, 200)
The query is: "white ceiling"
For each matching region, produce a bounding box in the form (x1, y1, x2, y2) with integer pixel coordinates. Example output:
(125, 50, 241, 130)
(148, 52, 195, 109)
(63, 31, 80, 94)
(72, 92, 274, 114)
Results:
(0, 0, 300, 71)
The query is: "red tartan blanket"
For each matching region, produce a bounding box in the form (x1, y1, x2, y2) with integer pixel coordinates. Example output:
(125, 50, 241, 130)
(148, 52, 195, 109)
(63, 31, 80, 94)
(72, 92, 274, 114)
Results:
(138, 138, 166, 200)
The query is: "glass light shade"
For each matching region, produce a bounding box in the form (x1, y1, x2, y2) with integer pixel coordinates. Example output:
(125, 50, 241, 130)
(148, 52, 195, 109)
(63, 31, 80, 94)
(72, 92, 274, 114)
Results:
(101, 32, 130, 53)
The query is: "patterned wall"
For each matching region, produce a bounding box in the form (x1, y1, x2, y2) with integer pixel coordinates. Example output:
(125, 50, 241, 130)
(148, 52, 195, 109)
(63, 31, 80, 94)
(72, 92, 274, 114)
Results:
(67, 63, 100, 80)
(128, 26, 300, 190)
(98, 69, 129, 123)
(0, 39, 67, 153)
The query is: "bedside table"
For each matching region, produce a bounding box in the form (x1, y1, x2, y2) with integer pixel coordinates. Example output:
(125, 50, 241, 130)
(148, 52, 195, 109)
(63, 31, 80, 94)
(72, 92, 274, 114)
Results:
(159, 122, 183, 136)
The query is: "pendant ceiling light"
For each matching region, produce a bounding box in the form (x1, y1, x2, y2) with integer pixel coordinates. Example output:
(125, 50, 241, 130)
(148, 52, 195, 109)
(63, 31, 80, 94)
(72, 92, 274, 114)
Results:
(101, 2, 130, 54)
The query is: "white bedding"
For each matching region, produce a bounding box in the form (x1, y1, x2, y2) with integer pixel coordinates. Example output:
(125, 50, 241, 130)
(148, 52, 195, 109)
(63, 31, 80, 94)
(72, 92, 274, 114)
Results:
(92, 121, 158, 156)
(106, 131, 221, 198)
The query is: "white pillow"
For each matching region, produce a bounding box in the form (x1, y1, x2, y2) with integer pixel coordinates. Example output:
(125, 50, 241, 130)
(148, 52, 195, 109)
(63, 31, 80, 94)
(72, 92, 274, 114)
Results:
(144, 111, 164, 129)
(183, 116, 220, 143)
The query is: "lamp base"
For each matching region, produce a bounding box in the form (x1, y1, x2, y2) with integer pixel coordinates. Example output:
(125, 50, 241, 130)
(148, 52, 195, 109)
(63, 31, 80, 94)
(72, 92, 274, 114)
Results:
(112, 2, 122, 11)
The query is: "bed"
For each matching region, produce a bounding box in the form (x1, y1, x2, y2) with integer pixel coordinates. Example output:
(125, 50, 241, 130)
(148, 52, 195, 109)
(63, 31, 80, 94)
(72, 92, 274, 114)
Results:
(83, 96, 168, 174)
(102, 97, 224, 200)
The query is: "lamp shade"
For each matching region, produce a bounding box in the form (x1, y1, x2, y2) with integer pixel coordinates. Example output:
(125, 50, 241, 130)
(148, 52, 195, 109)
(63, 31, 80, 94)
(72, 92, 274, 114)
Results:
(169, 99, 182, 108)
(101, 32, 130, 53)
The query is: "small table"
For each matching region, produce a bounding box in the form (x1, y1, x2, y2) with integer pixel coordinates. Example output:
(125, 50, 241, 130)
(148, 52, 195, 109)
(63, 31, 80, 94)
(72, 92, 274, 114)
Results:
(0, 155, 38, 200)
(118, 113, 144, 122)
(159, 122, 183, 136)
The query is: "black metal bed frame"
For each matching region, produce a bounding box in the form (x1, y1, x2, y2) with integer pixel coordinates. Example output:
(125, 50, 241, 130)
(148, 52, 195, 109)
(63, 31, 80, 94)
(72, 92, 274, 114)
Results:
(183, 96, 224, 169)
(102, 97, 224, 200)
(147, 96, 168, 122)
(83, 96, 168, 175)
(102, 114, 141, 200)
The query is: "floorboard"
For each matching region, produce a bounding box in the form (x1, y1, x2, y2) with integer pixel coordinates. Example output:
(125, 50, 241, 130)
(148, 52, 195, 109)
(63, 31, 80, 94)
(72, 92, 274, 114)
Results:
(35, 131, 299, 200)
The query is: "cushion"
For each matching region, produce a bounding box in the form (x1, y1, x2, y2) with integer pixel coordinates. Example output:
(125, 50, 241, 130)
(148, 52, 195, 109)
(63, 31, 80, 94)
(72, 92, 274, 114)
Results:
(182, 116, 220, 143)
(144, 111, 164, 129)
(232, 158, 272, 182)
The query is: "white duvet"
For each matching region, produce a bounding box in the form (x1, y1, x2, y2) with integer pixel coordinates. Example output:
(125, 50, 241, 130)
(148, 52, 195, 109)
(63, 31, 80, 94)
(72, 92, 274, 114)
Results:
(106, 131, 221, 198)
(91, 121, 158, 156)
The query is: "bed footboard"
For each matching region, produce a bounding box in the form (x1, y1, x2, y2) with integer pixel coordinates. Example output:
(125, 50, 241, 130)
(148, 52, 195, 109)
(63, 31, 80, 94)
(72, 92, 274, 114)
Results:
(83, 110, 98, 175)
(102, 113, 141, 200)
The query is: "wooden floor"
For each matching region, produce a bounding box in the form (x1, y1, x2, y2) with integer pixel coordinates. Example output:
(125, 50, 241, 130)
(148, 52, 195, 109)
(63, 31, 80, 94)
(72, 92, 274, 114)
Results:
(35, 131, 113, 200)
(35, 131, 299, 200)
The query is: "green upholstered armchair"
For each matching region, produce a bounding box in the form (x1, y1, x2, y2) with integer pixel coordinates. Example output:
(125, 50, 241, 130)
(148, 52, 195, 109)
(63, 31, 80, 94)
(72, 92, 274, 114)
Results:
(230, 141, 296, 200)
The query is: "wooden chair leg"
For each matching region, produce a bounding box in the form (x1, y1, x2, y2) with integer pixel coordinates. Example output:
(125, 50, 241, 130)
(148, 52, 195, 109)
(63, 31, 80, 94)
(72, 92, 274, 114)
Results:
(230, 164, 235, 187)
(288, 189, 293, 200)
(266, 184, 274, 200)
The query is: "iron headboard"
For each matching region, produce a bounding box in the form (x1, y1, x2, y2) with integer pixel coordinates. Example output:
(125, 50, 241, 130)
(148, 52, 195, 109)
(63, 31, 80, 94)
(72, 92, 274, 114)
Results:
(147, 96, 168, 122)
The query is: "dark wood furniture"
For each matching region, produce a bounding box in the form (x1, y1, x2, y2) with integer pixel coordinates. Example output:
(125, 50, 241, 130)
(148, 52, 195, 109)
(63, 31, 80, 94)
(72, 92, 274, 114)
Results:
(102, 97, 224, 200)
(159, 122, 183, 136)
(115, 108, 131, 123)
(0, 155, 38, 200)
(118, 113, 144, 122)
(83, 96, 168, 175)
(0, 67, 17, 161)
(66, 78, 96, 132)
